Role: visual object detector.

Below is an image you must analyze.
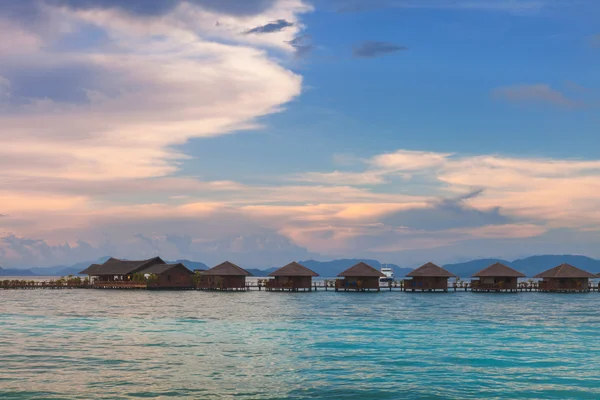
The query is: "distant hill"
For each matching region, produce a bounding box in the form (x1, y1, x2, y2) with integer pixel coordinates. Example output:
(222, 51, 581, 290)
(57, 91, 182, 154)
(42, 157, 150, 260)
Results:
(174, 260, 209, 271)
(26, 258, 208, 276)
(510, 255, 600, 277)
(0, 267, 37, 277)
(444, 255, 600, 277)
(443, 258, 510, 277)
(246, 267, 277, 277)
(30, 257, 111, 276)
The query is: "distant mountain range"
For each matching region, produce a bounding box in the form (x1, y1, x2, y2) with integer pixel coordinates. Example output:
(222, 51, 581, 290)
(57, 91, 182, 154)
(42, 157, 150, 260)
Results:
(0, 258, 210, 277)
(1, 255, 600, 278)
(443, 255, 600, 278)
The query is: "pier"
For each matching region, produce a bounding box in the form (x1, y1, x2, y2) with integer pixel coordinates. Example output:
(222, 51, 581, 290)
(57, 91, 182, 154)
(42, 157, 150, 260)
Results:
(2, 259, 599, 293)
(3, 279, 600, 292)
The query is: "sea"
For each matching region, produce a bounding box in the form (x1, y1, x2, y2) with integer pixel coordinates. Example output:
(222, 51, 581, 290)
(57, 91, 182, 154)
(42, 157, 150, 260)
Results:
(1, 287, 600, 399)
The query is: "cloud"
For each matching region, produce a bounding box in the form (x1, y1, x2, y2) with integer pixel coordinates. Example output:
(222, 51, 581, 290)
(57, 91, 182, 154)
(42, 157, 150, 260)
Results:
(0, 234, 116, 268)
(0, 0, 279, 18)
(352, 41, 408, 58)
(287, 34, 314, 57)
(370, 149, 449, 171)
(492, 84, 577, 107)
(245, 18, 294, 34)
(296, 150, 451, 184)
(381, 190, 514, 231)
(0, 1, 308, 183)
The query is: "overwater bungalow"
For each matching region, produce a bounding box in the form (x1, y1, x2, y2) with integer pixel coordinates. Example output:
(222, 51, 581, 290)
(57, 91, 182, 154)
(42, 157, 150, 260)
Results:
(403, 262, 455, 292)
(80, 257, 166, 287)
(534, 263, 596, 292)
(196, 261, 252, 291)
(142, 263, 194, 289)
(266, 262, 318, 292)
(471, 262, 525, 292)
(336, 262, 384, 291)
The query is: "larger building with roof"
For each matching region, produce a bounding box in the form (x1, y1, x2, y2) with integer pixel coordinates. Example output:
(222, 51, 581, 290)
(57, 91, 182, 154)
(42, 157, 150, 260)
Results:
(80, 257, 194, 289)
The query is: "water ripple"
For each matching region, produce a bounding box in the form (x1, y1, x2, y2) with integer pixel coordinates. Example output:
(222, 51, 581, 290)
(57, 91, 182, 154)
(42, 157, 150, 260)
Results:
(1, 291, 600, 399)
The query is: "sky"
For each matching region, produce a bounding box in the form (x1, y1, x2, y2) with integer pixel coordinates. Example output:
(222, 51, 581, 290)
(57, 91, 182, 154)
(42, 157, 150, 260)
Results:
(1, 0, 599, 269)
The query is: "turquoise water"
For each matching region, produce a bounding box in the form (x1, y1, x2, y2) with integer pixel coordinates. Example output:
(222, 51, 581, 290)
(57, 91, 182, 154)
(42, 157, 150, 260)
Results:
(1, 291, 600, 399)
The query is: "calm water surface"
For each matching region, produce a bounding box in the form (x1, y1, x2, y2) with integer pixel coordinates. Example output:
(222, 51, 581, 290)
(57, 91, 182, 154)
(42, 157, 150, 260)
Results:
(1, 290, 600, 399)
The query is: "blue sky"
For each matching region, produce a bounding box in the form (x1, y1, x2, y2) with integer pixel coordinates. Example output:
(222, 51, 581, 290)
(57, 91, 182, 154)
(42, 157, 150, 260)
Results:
(0, 0, 599, 268)
(182, 0, 600, 179)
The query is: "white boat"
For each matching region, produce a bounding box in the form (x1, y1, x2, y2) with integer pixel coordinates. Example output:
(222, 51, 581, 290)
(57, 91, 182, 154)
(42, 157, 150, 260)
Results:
(380, 265, 394, 282)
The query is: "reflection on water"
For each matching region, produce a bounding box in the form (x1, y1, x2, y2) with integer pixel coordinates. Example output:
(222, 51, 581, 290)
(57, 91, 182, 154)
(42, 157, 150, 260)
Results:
(1, 290, 600, 399)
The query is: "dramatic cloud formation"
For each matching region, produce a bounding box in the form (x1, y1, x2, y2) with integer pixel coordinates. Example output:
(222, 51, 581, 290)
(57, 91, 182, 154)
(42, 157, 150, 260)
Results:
(353, 41, 408, 58)
(3, 143, 600, 267)
(0, 0, 597, 269)
(0, 0, 316, 267)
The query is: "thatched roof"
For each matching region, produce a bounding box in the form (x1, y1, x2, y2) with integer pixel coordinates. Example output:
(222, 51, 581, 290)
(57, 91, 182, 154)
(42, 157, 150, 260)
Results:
(472, 262, 526, 278)
(406, 262, 455, 278)
(202, 261, 253, 276)
(79, 257, 165, 275)
(139, 263, 193, 275)
(337, 262, 385, 277)
(534, 263, 596, 279)
(269, 262, 318, 277)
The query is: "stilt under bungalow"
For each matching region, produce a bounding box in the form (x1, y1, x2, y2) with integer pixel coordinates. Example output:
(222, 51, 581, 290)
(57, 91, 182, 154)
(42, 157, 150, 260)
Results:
(403, 262, 455, 292)
(336, 262, 385, 292)
(266, 262, 318, 292)
(471, 262, 525, 292)
(534, 264, 595, 293)
(196, 261, 252, 291)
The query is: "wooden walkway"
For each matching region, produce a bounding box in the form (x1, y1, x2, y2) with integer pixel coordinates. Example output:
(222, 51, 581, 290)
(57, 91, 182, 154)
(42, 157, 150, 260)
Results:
(2, 281, 600, 292)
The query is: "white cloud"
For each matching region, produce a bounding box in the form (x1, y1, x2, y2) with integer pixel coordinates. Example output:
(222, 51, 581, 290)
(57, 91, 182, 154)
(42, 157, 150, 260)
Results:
(0, 1, 306, 183)
(296, 150, 451, 185)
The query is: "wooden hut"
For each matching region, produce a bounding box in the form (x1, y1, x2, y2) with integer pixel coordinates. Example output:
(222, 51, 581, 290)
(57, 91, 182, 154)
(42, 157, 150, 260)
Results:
(80, 257, 166, 287)
(534, 263, 595, 292)
(197, 261, 252, 291)
(403, 262, 455, 292)
(336, 262, 384, 291)
(266, 262, 318, 292)
(471, 262, 525, 292)
(141, 263, 194, 289)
